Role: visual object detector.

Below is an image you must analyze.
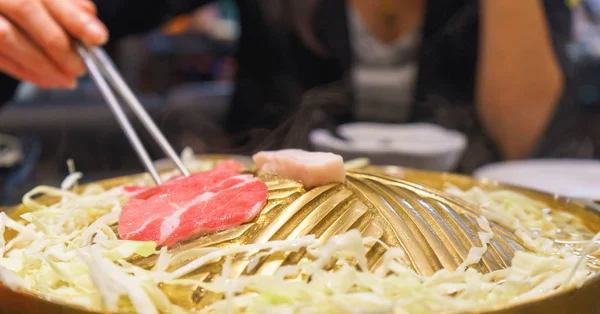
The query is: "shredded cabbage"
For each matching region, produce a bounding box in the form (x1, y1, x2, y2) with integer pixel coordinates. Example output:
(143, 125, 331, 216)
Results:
(0, 151, 598, 313)
(455, 217, 493, 272)
(61, 172, 83, 191)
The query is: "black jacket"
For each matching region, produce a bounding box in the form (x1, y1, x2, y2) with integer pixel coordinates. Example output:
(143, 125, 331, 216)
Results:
(0, 0, 586, 171)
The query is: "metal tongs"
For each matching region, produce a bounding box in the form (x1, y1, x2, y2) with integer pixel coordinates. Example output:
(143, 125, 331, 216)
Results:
(76, 44, 190, 184)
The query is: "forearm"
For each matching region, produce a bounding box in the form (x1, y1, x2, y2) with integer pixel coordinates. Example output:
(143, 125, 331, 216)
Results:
(0, 0, 214, 108)
(476, 0, 564, 160)
(95, 0, 214, 40)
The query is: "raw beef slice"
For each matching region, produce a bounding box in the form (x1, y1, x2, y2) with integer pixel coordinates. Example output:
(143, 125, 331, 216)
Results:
(118, 168, 268, 247)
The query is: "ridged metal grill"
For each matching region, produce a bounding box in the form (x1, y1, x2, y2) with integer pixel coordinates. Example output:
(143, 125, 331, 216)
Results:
(5, 160, 600, 314)
(131, 170, 526, 308)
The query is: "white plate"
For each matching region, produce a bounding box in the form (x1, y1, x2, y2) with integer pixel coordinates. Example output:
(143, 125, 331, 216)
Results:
(473, 159, 600, 199)
(309, 123, 467, 171)
(335, 122, 467, 155)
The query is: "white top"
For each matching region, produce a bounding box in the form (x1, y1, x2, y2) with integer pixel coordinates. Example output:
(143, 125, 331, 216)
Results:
(347, 6, 422, 123)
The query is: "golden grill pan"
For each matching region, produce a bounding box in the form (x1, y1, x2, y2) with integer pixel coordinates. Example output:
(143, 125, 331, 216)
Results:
(1, 155, 600, 314)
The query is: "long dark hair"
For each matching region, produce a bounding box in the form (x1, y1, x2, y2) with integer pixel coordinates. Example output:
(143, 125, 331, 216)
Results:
(261, 0, 329, 56)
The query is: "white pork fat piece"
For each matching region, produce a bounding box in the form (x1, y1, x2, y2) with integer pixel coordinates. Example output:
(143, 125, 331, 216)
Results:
(252, 149, 346, 188)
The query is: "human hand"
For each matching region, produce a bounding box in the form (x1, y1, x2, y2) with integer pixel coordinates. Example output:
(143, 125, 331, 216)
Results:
(0, 0, 108, 89)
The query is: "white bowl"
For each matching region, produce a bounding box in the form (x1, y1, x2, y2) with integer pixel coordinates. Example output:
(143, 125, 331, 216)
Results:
(310, 122, 467, 171)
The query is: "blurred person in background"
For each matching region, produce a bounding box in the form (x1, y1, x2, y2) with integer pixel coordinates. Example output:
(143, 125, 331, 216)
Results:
(0, 0, 586, 172)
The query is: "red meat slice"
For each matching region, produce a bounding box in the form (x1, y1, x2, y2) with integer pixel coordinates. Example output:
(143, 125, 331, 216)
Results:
(214, 159, 246, 172)
(118, 167, 268, 247)
(123, 159, 246, 199)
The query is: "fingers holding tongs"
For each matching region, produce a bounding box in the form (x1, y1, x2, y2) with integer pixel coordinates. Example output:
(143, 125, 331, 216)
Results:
(75, 43, 189, 184)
